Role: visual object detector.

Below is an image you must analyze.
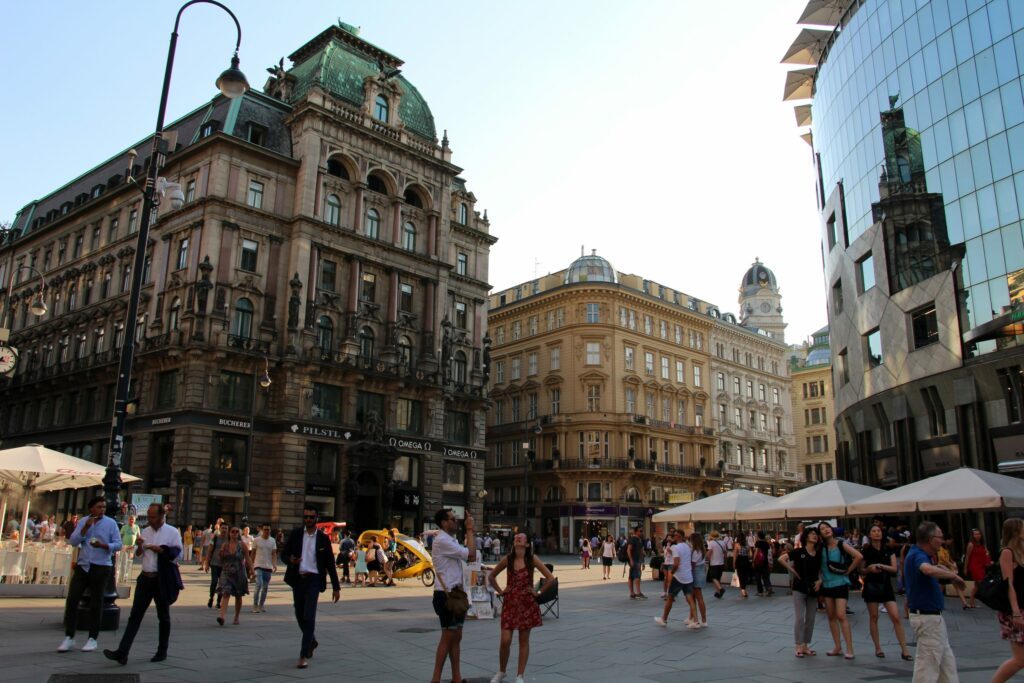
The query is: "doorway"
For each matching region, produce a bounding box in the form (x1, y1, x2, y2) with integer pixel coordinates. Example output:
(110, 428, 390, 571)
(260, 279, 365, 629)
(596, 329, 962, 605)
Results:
(352, 470, 381, 533)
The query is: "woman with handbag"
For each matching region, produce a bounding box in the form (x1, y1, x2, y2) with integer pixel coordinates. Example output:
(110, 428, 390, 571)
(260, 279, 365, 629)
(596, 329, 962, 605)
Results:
(818, 521, 862, 660)
(993, 517, 1024, 683)
(732, 534, 752, 599)
(778, 526, 822, 658)
(860, 524, 911, 661)
(487, 532, 555, 683)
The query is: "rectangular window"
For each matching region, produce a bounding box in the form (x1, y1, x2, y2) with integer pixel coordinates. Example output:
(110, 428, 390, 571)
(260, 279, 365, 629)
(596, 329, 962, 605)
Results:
(646, 391, 655, 417)
(528, 393, 538, 419)
(455, 301, 467, 329)
(395, 398, 423, 434)
(693, 365, 701, 387)
(659, 320, 668, 339)
(528, 352, 538, 376)
(772, 387, 780, 404)
(550, 388, 560, 415)
(586, 342, 601, 365)
(511, 321, 521, 340)
(361, 272, 376, 301)
(176, 237, 189, 270)
(746, 380, 753, 398)
(734, 407, 742, 426)
(550, 347, 560, 371)
(128, 208, 138, 234)
(306, 443, 338, 485)
(586, 303, 600, 323)
(399, 283, 414, 313)
(217, 371, 253, 412)
(311, 383, 343, 421)
(495, 360, 505, 383)
(694, 404, 704, 427)
(247, 180, 264, 209)
(185, 179, 196, 203)
(857, 253, 876, 293)
(717, 373, 726, 391)
(733, 377, 741, 394)
(511, 357, 521, 380)
(247, 122, 267, 146)
(826, 211, 837, 249)
(644, 352, 654, 375)
(661, 356, 670, 379)
(108, 217, 119, 242)
(155, 370, 178, 409)
(832, 279, 844, 314)
(90, 226, 100, 251)
(528, 316, 538, 335)
(624, 347, 635, 371)
(319, 259, 337, 292)
(676, 360, 685, 383)
(911, 304, 939, 349)
(240, 239, 258, 272)
(625, 388, 636, 413)
(644, 316, 652, 335)
(456, 252, 468, 276)
(758, 384, 766, 402)
(865, 328, 883, 367)
(838, 348, 849, 384)
(586, 385, 601, 411)
(446, 411, 470, 444)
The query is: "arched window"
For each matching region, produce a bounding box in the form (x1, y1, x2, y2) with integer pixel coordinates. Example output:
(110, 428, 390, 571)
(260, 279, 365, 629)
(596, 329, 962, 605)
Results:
(231, 298, 254, 338)
(364, 208, 380, 239)
(317, 316, 333, 351)
(168, 297, 180, 331)
(458, 202, 468, 224)
(402, 221, 417, 251)
(325, 194, 341, 226)
(367, 174, 388, 195)
(398, 335, 413, 369)
(326, 158, 349, 180)
(452, 350, 468, 384)
(374, 95, 389, 123)
(359, 327, 375, 359)
(403, 188, 423, 208)
(624, 487, 641, 502)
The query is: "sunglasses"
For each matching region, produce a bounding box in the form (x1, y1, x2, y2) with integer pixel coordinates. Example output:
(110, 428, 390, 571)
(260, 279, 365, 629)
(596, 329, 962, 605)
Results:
(303, 515, 317, 519)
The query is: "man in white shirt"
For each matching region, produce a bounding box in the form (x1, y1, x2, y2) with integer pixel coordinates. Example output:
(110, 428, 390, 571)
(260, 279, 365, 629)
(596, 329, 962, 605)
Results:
(654, 529, 698, 629)
(251, 524, 277, 613)
(430, 508, 476, 683)
(103, 503, 182, 665)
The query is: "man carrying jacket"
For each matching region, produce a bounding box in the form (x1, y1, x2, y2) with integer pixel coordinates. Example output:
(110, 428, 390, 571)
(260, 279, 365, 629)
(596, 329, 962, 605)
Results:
(282, 505, 339, 670)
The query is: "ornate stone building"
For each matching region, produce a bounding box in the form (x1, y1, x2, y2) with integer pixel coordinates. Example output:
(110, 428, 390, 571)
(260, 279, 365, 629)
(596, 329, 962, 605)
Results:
(484, 253, 798, 551)
(708, 261, 799, 495)
(790, 326, 837, 484)
(0, 23, 494, 532)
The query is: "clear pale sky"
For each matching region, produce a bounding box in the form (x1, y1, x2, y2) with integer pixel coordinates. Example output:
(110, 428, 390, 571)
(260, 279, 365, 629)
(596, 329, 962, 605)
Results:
(0, 0, 825, 342)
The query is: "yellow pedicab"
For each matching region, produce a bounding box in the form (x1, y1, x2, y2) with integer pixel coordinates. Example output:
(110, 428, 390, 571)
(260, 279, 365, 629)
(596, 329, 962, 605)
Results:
(357, 529, 435, 587)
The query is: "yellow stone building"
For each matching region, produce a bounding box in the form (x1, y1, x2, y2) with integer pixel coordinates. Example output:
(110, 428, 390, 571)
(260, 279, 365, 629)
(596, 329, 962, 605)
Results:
(790, 326, 837, 483)
(485, 252, 797, 550)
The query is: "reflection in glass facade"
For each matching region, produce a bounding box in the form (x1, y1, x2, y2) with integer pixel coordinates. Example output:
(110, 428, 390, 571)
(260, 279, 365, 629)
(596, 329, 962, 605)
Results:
(812, 0, 1024, 354)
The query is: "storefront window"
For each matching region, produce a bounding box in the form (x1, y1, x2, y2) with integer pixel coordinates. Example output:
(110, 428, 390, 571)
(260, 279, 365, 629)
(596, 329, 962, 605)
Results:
(442, 462, 466, 493)
(211, 433, 247, 490)
(393, 455, 420, 488)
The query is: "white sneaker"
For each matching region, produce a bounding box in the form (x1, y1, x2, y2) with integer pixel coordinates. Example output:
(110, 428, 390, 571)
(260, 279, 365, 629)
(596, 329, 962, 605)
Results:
(252, 607, 260, 613)
(700, 621, 708, 628)
(490, 673, 507, 683)
(515, 677, 525, 683)
(81, 638, 98, 652)
(686, 620, 700, 630)
(653, 616, 667, 626)
(57, 637, 74, 653)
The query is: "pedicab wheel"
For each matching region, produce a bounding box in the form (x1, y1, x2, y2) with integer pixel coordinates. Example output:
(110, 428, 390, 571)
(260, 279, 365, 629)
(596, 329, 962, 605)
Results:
(421, 568, 435, 587)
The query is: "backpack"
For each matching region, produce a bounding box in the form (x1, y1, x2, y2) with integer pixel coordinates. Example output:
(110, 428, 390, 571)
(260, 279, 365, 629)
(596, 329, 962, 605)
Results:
(753, 547, 767, 568)
(617, 543, 629, 563)
(977, 549, 1012, 613)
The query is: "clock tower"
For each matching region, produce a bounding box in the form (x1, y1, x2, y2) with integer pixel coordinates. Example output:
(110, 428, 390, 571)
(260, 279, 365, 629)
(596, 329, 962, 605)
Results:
(738, 258, 787, 342)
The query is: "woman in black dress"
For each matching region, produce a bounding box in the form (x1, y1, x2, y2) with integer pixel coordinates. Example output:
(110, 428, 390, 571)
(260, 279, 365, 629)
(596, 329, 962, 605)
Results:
(860, 524, 911, 660)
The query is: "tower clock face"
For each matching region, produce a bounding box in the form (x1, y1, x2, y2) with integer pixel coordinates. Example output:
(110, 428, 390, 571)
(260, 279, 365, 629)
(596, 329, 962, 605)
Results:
(760, 302, 772, 313)
(758, 271, 769, 287)
(0, 345, 18, 375)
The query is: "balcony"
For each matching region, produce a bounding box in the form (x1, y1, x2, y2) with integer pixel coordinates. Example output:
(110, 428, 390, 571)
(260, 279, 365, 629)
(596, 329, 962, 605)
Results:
(550, 457, 718, 478)
(226, 334, 271, 354)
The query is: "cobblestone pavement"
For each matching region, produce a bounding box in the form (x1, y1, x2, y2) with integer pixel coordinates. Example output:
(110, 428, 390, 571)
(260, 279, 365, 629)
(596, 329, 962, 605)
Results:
(0, 557, 1011, 682)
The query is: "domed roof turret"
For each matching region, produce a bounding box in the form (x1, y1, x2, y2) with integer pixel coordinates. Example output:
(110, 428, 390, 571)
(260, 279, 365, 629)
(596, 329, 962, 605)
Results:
(564, 250, 617, 285)
(740, 258, 778, 293)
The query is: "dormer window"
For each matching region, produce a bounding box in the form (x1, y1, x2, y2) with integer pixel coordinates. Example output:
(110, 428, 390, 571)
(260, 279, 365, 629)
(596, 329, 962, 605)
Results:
(247, 122, 266, 146)
(200, 120, 220, 138)
(458, 203, 469, 224)
(374, 95, 389, 123)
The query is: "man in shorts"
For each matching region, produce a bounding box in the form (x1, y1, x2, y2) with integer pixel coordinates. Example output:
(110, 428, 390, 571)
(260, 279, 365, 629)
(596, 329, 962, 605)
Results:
(430, 508, 476, 683)
(654, 529, 697, 628)
(626, 526, 647, 599)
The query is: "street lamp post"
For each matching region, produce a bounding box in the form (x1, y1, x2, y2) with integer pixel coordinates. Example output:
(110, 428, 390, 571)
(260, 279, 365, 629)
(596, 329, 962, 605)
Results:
(101, 0, 248, 626)
(241, 357, 272, 524)
(521, 441, 535, 532)
(0, 263, 49, 349)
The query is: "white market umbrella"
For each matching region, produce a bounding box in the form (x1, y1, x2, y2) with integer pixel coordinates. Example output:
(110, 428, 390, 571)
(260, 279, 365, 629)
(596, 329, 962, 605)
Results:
(0, 445, 140, 552)
(848, 467, 1024, 516)
(781, 28, 833, 65)
(736, 479, 886, 521)
(797, 0, 847, 26)
(653, 489, 778, 523)
(782, 67, 817, 101)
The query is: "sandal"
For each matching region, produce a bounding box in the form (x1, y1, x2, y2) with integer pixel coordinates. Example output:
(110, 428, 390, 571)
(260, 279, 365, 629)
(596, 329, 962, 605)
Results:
(901, 653, 914, 661)
(795, 651, 805, 658)
(875, 652, 885, 658)
(844, 654, 855, 660)
(826, 649, 843, 657)
(804, 649, 816, 656)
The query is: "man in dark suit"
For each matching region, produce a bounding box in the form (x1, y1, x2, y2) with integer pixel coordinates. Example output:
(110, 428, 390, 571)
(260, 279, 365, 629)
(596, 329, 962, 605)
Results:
(282, 505, 340, 669)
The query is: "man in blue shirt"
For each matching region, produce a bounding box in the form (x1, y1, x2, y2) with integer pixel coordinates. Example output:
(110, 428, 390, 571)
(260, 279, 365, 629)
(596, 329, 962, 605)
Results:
(904, 521, 965, 683)
(58, 496, 123, 653)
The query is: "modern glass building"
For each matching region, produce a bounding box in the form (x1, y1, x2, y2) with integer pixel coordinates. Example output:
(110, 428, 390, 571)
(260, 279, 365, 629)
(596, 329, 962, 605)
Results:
(783, 0, 1024, 507)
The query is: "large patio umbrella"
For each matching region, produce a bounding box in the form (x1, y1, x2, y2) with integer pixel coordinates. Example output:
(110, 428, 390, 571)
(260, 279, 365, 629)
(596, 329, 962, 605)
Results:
(782, 67, 817, 101)
(847, 467, 1024, 516)
(652, 489, 778, 523)
(735, 480, 886, 521)
(0, 445, 140, 552)
(797, 0, 848, 26)
(781, 28, 833, 65)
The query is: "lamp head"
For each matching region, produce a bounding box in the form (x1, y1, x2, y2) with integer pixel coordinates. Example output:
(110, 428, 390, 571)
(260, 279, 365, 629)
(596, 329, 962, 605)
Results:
(30, 296, 47, 317)
(216, 54, 249, 99)
(258, 371, 272, 389)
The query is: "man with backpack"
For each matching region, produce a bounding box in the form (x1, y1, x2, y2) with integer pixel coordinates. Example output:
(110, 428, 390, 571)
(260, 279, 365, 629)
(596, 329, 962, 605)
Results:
(753, 531, 773, 596)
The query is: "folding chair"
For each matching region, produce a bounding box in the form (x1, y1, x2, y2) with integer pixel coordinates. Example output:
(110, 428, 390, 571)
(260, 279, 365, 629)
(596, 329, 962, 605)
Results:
(0, 551, 27, 584)
(536, 563, 558, 619)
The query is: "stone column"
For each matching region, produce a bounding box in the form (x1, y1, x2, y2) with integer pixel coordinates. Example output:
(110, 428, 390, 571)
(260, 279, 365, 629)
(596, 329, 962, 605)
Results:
(427, 211, 439, 258)
(352, 183, 366, 234)
(391, 200, 403, 247)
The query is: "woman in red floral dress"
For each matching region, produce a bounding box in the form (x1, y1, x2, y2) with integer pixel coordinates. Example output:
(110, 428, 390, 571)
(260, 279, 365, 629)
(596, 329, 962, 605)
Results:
(487, 532, 555, 683)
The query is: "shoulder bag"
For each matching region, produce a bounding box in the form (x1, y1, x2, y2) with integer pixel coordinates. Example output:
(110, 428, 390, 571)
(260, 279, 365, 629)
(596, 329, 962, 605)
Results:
(976, 548, 1012, 614)
(435, 568, 470, 618)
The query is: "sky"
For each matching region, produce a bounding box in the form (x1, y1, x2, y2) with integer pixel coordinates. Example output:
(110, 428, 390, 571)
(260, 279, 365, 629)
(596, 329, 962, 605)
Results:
(0, 0, 824, 342)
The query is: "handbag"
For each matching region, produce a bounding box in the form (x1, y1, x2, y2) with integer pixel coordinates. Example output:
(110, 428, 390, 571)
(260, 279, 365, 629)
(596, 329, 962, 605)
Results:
(436, 569, 470, 618)
(977, 555, 1012, 614)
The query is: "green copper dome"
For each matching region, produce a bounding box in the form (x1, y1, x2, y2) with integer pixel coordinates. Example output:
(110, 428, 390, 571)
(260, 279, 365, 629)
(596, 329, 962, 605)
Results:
(286, 25, 437, 142)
